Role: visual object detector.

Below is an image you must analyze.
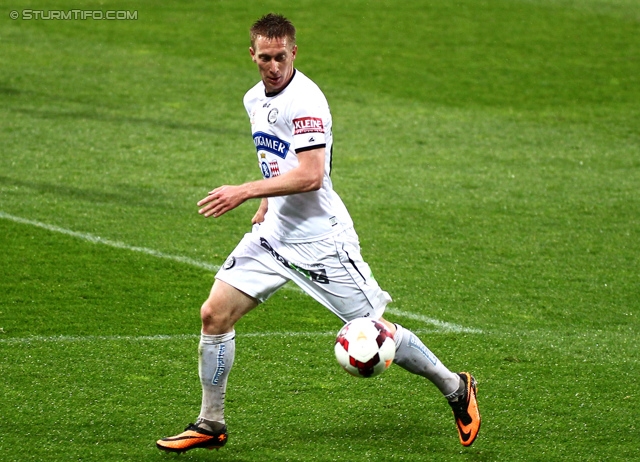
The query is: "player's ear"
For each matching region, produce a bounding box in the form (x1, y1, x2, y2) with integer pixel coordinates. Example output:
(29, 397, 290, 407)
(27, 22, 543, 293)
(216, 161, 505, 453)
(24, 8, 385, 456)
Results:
(249, 47, 256, 62)
(291, 45, 298, 60)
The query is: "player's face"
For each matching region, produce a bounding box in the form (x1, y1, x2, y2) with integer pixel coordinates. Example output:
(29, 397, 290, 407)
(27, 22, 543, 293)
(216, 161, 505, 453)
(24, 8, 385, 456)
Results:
(250, 36, 297, 93)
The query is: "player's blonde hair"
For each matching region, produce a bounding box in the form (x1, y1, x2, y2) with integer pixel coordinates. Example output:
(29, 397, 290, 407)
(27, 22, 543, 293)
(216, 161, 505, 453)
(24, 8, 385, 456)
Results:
(250, 13, 296, 49)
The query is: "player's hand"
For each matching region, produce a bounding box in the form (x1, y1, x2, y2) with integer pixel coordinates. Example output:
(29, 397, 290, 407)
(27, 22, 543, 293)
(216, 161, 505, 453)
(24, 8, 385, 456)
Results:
(197, 185, 247, 218)
(251, 198, 268, 224)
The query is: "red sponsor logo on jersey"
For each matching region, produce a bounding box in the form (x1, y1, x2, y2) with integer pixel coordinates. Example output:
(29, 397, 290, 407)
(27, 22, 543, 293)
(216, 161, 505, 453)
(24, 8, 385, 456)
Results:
(293, 117, 324, 135)
(269, 161, 281, 177)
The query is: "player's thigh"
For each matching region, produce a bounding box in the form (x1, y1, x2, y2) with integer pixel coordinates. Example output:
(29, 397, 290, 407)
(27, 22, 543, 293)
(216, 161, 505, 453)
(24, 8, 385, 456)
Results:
(202, 231, 291, 333)
(283, 233, 392, 322)
(300, 274, 390, 322)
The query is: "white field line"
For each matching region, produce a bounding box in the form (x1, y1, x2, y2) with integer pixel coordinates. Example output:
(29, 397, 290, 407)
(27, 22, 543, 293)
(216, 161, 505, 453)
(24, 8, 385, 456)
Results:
(0, 332, 324, 345)
(0, 333, 199, 345)
(0, 211, 482, 336)
(0, 328, 462, 345)
(385, 308, 482, 334)
(0, 211, 220, 272)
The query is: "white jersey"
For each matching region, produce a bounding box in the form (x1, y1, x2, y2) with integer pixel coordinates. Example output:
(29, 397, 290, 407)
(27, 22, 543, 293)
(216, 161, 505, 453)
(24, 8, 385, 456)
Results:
(244, 70, 353, 243)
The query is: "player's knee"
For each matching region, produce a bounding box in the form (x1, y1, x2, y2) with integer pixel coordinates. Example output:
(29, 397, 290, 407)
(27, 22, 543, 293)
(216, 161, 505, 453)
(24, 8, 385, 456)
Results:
(200, 297, 233, 334)
(378, 317, 397, 335)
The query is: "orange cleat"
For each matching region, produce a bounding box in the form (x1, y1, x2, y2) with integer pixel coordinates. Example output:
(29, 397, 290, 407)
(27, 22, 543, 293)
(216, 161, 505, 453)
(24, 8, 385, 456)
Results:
(449, 372, 481, 447)
(156, 421, 228, 453)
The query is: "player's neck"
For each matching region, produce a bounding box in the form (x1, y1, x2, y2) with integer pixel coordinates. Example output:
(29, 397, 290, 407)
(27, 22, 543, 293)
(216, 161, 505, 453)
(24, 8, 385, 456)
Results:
(265, 68, 296, 97)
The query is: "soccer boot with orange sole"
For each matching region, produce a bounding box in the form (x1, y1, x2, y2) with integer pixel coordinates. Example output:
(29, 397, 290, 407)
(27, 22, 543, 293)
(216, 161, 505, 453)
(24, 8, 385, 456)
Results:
(449, 372, 481, 447)
(156, 420, 228, 453)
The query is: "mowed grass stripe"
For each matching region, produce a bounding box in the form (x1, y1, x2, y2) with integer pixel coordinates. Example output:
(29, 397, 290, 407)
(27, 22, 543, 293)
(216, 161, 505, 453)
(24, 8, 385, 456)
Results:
(0, 210, 482, 335)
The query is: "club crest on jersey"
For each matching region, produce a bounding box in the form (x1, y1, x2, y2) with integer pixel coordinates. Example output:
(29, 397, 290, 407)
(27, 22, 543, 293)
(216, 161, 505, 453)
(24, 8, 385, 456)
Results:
(267, 108, 279, 124)
(260, 160, 281, 179)
(293, 117, 324, 135)
(253, 131, 289, 159)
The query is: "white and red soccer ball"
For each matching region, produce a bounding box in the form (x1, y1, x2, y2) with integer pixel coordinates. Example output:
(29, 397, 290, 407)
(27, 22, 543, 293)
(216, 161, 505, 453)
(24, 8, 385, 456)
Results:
(334, 318, 395, 378)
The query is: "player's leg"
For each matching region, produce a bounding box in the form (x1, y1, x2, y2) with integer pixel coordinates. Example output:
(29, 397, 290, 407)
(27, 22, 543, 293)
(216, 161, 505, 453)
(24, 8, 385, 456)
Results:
(379, 315, 480, 446)
(292, 230, 460, 398)
(197, 280, 258, 425)
(278, 230, 480, 446)
(156, 280, 258, 453)
(157, 232, 289, 453)
(378, 318, 461, 396)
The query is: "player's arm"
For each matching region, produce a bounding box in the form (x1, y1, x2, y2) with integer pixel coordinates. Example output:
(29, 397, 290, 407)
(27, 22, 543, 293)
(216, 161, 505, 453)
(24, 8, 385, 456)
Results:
(197, 147, 325, 218)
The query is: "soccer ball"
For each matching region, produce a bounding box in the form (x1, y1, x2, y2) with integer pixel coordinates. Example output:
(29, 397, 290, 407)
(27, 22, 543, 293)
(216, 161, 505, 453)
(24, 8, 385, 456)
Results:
(334, 318, 395, 378)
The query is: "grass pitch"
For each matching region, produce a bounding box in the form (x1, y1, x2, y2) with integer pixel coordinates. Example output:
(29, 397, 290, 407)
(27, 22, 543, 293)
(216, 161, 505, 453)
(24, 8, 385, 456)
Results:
(1, 1, 639, 460)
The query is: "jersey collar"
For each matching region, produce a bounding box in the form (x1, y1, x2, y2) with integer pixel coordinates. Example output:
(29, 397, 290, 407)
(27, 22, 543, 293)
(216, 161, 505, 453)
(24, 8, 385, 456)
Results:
(264, 69, 297, 97)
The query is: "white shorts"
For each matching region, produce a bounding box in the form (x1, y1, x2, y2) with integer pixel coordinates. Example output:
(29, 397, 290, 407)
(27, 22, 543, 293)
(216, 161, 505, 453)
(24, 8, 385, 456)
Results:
(215, 225, 392, 322)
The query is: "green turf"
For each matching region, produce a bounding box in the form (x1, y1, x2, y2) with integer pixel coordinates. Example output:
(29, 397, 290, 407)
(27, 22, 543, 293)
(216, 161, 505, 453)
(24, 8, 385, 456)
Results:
(1, 0, 639, 460)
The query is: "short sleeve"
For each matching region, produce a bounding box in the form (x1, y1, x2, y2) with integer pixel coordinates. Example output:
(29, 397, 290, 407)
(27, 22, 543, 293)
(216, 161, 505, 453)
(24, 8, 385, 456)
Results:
(290, 97, 330, 154)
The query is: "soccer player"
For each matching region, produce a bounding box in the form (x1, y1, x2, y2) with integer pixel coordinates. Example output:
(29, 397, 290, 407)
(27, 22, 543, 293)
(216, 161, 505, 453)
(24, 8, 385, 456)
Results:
(157, 13, 480, 453)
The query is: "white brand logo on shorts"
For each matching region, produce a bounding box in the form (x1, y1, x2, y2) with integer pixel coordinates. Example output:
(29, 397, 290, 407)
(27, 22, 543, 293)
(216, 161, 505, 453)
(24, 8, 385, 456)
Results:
(223, 256, 236, 270)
